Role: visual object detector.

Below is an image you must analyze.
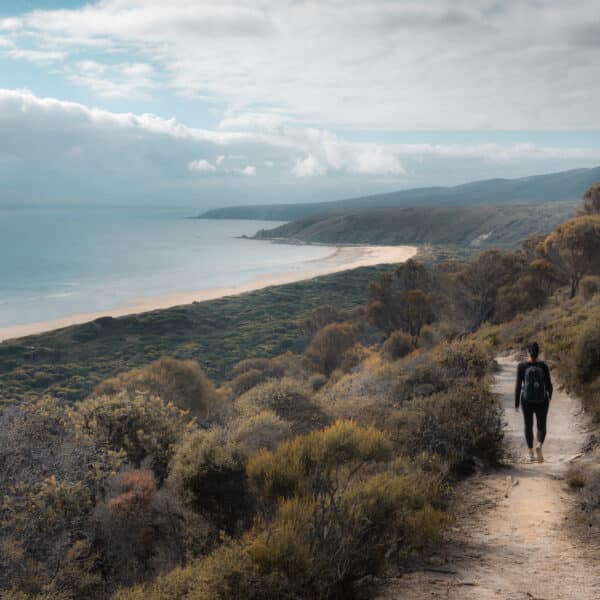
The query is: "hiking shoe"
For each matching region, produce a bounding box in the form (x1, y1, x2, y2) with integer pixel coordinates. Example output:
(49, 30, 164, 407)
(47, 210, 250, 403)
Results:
(535, 446, 544, 463)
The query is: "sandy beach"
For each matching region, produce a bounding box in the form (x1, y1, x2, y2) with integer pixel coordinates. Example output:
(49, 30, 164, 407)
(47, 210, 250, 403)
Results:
(0, 244, 417, 343)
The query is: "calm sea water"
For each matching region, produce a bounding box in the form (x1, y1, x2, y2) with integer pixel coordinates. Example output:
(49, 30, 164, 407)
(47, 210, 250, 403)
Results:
(0, 206, 333, 327)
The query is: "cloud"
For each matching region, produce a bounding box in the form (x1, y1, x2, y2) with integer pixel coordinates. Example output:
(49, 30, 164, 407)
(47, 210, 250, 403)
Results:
(68, 61, 157, 98)
(6, 0, 600, 129)
(235, 165, 256, 176)
(188, 159, 216, 172)
(0, 89, 598, 208)
(6, 49, 66, 63)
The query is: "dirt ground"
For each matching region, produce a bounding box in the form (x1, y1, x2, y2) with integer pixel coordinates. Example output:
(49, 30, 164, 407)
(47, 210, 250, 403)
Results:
(378, 354, 600, 600)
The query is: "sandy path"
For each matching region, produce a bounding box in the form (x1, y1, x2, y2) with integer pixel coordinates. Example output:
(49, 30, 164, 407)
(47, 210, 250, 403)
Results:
(379, 354, 599, 600)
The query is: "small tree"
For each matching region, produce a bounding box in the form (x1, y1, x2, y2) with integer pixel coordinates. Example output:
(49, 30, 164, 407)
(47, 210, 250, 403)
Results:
(540, 216, 600, 297)
(579, 182, 600, 215)
(305, 323, 355, 376)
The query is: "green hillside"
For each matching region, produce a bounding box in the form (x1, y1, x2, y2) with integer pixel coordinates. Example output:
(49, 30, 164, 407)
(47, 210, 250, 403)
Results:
(253, 201, 578, 249)
(198, 166, 600, 221)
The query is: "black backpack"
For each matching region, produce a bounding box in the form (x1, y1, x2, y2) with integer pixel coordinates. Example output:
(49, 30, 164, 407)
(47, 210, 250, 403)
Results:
(523, 363, 546, 404)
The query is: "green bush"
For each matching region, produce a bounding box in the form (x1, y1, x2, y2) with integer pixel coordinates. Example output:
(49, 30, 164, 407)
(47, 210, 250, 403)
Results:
(169, 428, 251, 535)
(245, 421, 445, 598)
(70, 391, 193, 482)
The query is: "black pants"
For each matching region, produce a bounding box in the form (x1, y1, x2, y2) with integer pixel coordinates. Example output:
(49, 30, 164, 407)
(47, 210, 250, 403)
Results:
(522, 400, 549, 449)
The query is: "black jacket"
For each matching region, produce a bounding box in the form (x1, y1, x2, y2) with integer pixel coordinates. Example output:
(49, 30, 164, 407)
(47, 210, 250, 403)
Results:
(515, 361, 553, 409)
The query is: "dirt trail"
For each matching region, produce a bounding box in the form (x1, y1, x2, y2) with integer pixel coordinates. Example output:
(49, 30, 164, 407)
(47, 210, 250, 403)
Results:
(379, 354, 600, 600)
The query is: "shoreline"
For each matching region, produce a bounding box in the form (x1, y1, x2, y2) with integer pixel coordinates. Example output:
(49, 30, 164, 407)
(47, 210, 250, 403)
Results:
(0, 244, 417, 343)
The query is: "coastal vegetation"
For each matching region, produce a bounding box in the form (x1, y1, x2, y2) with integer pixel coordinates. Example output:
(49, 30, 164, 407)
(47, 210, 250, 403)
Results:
(1, 183, 599, 598)
(253, 201, 577, 249)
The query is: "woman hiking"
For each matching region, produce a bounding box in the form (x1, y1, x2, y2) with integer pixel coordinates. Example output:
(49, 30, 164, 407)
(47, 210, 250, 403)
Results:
(515, 342, 553, 463)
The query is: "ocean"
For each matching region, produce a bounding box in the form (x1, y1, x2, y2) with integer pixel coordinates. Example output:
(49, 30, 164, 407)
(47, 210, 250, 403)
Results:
(0, 206, 334, 328)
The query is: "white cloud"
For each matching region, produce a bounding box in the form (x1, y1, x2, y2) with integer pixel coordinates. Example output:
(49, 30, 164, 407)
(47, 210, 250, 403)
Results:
(0, 88, 599, 208)
(7, 0, 600, 129)
(188, 159, 216, 172)
(7, 48, 66, 63)
(0, 18, 21, 31)
(235, 165, 256, 176)
(68, 61, 156, 98)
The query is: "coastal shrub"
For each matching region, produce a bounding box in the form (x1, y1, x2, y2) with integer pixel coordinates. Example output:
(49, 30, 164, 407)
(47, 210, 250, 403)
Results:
(382, 330, 414, 360)
(111, 541, 266, 600)
(231, 368, 264, 396)
(248, 420, 392, 502)
(305, 322, 355, 376)
(540, 215, 600, 297)
(392, 381, 503, 473)
(235, 378, 329, 435)
(94, 468, 196, 587)
(91, 358, 223, 419)
(579, 275, 600, 301)
(232, 357, 284, 379)
(418, 324, 438, 349)
(231, 410, 292, 456)
(433, 339, 491, 380)
(495, 275, 546, 323)
(70, 391, 193, 482)
(308, 373, 327, 391)
(301, 305, 346, 338)
(169, 428, 252, 535)
(246, 422, 445, 597)
(573, 321, 600, 384)
(0, 399, 124, 597)
(580, 181, 600, 215)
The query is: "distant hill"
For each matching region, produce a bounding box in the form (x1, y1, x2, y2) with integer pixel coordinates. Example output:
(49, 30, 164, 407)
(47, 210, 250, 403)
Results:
(197, 166, 600, 221)
(253, 201, 578, 249)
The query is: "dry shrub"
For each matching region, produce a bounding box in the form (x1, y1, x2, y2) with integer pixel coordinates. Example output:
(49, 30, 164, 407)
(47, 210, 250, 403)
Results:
(92, 358, 223, 419)
(566, 466, 586, 489)
(433, 339, 491, 380)
(235, 378, 329, 435)
(245, 421, 445, 598)
(382, 330, 414, 360)
(109, 470, 157, 519)
(573, 321, 600, 384)
(230, 410, 292, 456)
(308, 373, 327, 392)
(579, 275, 600, 301)
(231, 368, 264, 396)
(391, 381, 504, 474)
(305, 322, 355, 376)
(71, 391, 193, 482)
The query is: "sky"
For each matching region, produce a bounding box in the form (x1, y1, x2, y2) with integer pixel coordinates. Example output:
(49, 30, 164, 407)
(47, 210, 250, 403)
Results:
(1, 0, 599, 208)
